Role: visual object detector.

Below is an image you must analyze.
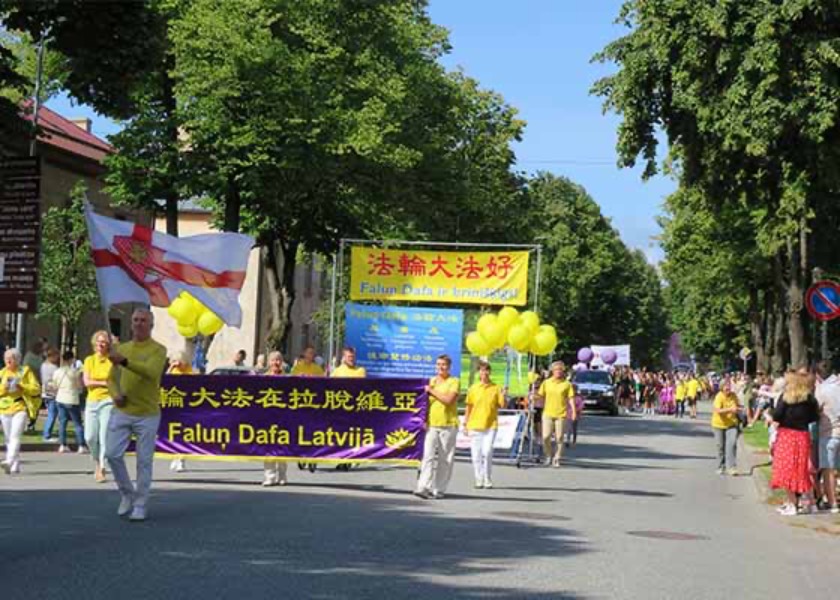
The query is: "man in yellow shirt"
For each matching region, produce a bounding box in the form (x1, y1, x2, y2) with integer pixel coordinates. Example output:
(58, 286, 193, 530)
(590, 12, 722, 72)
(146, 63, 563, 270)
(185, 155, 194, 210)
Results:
(464, 361, 506, 489)
(687, 375, 701, 419)
(331, 347, 366, 378)
(291, 345, 325, 376)
(414, 354, 459, 499)
(537, 361, 576, 467)
(105, 308, 167, 522)
(711, 379, 741, 475)
(675, 375, 687, 419)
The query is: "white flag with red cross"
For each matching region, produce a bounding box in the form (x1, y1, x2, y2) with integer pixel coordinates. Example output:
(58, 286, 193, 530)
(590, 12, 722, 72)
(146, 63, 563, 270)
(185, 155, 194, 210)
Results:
(84, 204, 254, 327)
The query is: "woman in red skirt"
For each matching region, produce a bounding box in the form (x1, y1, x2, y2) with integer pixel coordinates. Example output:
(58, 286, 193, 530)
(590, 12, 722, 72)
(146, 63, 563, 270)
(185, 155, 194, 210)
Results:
(771, 370, 820, 516)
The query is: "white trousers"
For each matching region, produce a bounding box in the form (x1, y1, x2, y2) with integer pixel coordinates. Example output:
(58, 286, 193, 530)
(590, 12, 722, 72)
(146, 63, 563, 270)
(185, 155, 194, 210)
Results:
(469, 429, 497, 482)
(105, 410, 161, 510)
(416, 426, 457, 494)
(263, 461, 288, 483)
(1, 411, 27, 470)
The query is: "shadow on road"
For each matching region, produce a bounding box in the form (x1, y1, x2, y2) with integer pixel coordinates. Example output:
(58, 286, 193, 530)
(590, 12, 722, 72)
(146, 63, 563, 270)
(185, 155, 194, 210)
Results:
(0, 488, 593, 600)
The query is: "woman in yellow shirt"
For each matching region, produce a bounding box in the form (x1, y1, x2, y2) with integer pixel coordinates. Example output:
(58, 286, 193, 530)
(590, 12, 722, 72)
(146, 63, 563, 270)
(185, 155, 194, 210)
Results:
(83, 331, 114, 483)
(464, 361, 505, 489)
(1, 348, 41, 474)
(711, 379, 741, 475)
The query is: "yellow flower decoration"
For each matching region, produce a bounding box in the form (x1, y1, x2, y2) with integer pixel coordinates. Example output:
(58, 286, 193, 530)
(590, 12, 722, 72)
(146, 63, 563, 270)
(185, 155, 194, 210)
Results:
(385, 428, 417, 449)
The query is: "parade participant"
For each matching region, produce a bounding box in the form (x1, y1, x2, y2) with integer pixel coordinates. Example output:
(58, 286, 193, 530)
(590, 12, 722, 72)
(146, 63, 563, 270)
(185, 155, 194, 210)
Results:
(617, 367, 634, 414)
(52, 351, 86, 454)
(83, 331, 115, 483)
(674, 374, 687, 419)
(464, 361, 505, 489)
(167, 351, 193, 473)
(0, 348, 40, 473)
(711, 378, 740, 475)
(291, 345, 325, 376)
(40, 348, 60, 442)
(331, 346, 366, 378)
(263, 351, 289, 487)
(565, 387, 584, 446)
(771, 370, 820, 516)
(233, 349, 247, 367)
(536, 361, 576, 467)
(686, 373, 700, 419)
(22, 341, 44, 432)
(414, 354, 459, 499)
(105, 308, 167, 522)
(254, 353, 267, 373)
(815, 364, 840, 513)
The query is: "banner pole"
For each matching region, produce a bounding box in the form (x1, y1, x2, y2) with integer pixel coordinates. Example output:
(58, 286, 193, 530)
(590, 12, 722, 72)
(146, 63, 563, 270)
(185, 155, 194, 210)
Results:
(333, 239, 346, 368)
(327, 250, 338, 373)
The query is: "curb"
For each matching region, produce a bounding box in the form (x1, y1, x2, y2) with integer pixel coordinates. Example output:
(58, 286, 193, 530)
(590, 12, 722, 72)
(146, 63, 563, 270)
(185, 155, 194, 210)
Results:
(2, 443, 64, 452)
(740, 437, 772, 503)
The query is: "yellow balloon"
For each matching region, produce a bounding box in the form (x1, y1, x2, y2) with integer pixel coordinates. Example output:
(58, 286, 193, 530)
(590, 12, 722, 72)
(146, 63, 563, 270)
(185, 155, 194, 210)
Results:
(178, 303, 200, 327)
(466, 331, 492, 356)
(527, 371, 538, 384)
(507, 324, 531, 352)
(198, 311, 224, 336)
(533, 330, 557, 355)
(537, 324, 557, 339)
(477, 314, 496, 336)
(497, 306, 519, 331)
(478, 315, 505, 348)
(177, 322, 198, 338)
(519, 311, 540, 336)
(167, 298, 188, 321)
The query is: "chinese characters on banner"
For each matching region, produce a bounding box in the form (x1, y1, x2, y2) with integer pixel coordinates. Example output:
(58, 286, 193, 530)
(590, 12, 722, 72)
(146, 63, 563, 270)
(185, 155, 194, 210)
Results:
(350, 247, 529, 306)
(156, 375, 427, 464)
(0, 157, 40, 312)
(345, 303, 464, 379)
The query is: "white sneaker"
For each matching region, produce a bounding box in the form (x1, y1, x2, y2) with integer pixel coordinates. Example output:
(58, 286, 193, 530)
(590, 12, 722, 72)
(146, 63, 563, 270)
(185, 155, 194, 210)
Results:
(117, 494, 134, 517)
(77, 446, 88, 454)
(830, 505, 839, 514)
(431, 491, 445, 499)
(483, 479, 494, 489)
(778, 505, 798, 517)
(474, 479, 484, 489)
(261, 478, 278, 487)
(58, 445, 68, 453)
(9, 462, 20, 474)
(129, 506, 147, 522)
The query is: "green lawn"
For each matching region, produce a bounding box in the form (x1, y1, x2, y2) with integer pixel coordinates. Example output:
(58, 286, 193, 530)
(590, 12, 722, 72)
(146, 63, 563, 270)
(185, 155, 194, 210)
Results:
(742, 423, 770, 451)
(0, 414, 81, 446)
(458, 355, 529, 397)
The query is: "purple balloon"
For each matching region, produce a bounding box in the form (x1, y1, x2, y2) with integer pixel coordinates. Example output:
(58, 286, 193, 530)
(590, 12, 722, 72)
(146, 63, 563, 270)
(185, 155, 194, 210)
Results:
(577, 347, 594, 363)
(602, 349, 618, 365)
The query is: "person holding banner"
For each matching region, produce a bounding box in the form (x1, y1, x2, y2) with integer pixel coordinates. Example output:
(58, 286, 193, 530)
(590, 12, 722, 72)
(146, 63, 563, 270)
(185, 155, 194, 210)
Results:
(168, 351, 194, 473)
(537, 361, 576, 467)
(464, 361, 505, 489)
(291, 346, 325, 377)
(263, 351, 289, 487)
(332, 347, 366, 378)
(415, 355, 460, 499)
(105, 308, 168, 522)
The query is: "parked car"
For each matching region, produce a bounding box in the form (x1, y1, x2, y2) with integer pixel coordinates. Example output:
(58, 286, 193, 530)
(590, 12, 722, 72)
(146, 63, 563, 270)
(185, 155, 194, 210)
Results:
(571, 369, 618, 416)
(209, 366, 257, 376)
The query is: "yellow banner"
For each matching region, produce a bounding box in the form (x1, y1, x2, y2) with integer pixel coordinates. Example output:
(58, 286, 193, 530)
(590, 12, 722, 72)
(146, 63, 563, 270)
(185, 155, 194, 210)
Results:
(350, 247, 528, 306)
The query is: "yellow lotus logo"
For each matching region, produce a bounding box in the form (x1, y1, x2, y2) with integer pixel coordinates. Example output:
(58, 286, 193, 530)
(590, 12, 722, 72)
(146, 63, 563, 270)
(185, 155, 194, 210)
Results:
(385, 428, 417, 449)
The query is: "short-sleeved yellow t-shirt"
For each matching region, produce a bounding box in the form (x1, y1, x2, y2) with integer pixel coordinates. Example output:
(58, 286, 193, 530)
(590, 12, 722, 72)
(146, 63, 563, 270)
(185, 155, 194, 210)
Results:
(675, 382, 687, 400)
(538, 378, 574, 419)
(428, 375, 459, 427)
(711, 392, 739, 429)
(687, 379, 700, 398)
(83, 354, 114, 403)
(331, 364, 366, 378)
(168, 365, 193, 375)
(466, 382, 505, 431)
(291, 361, 325, 376)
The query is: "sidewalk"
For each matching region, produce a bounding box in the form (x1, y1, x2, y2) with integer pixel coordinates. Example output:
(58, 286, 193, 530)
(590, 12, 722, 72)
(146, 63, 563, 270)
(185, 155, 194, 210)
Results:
(740, 424, 840, 536)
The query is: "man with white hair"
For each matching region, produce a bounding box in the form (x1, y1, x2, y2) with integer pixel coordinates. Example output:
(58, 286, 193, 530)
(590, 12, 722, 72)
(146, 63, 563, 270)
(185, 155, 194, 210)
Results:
(105, 308, 167, 522)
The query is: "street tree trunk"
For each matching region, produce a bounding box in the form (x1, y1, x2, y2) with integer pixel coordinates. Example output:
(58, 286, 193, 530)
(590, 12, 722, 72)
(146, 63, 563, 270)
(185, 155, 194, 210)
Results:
(263, 237, 299, 353)
(162, 67, 179, 237)
(748, 287, 767, 373)
(786, 225, 808, 368)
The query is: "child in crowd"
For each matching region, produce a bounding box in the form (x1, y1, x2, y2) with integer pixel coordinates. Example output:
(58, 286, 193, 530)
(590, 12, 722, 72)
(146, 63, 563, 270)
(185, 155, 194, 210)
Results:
(564, 391, 584, 447)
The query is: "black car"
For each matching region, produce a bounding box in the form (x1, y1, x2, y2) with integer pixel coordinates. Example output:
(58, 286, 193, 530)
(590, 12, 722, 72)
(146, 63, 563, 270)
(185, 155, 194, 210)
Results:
(571, 369, 618, 416)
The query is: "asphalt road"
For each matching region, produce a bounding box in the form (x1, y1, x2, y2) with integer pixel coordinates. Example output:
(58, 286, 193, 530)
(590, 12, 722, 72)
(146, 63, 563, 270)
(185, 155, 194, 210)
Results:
(2, 408, 838, 599)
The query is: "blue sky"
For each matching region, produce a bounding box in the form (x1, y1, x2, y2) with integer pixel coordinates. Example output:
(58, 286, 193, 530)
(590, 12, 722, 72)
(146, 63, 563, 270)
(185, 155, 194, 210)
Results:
(46, 0, 674, 262)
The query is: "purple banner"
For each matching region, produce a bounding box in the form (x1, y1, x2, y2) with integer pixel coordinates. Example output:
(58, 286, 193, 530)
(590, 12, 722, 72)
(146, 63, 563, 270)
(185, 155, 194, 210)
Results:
(157, 375, 428, 464)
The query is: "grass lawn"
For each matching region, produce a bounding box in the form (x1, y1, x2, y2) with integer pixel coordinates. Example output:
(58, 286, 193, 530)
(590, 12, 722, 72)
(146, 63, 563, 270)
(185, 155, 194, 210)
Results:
(742, 423, 770, 451)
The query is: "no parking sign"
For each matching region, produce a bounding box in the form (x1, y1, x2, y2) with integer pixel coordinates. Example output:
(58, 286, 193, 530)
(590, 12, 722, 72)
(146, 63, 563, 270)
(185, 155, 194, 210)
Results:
(806, 280, 840, 322)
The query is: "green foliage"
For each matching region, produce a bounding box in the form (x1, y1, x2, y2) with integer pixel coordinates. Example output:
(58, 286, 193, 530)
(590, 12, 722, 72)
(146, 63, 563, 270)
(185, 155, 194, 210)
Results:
(0, 28, 68, 104)
(38, 182, 100, 335)
(529, 172, 668, 367)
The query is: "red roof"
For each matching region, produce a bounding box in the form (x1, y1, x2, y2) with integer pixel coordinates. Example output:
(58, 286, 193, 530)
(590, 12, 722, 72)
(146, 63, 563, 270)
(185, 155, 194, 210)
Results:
(20, 102, 113, 164)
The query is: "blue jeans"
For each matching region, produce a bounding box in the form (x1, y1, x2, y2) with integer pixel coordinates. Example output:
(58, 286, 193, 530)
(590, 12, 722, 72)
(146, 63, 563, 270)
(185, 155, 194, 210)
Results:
(57, 403, 85, 448)
(42, 398, 58, 440)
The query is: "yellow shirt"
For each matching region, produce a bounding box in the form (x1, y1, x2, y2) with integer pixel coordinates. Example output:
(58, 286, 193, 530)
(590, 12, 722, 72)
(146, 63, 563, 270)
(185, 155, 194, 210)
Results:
(168, 364, 194, 375)
(466, 381, 505, 431)
(291, 361, 325, 377)
(539, 378, 574, 419)
(331, 364, 366, 378)
(711, 392, 739, 429)
(686, 379, 700, 398)
(108, 338, 167, 417)
(83, 354, 114, 403)
(428, 375, 460, 427)
(675, 382, 686, 400)
(0, 366, 40, 415)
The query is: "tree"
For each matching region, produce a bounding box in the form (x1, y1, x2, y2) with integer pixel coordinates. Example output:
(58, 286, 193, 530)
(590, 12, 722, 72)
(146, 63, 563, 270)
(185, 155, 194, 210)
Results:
(38, 181, 100, 351)
(529, 172, 668, 367)
(593, 0, 840, 367)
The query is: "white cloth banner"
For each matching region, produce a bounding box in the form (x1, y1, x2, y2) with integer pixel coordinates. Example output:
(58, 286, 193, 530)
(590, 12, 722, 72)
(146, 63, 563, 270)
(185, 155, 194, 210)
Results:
(456, 412, 524, 451)
(590, 344, 631, 368)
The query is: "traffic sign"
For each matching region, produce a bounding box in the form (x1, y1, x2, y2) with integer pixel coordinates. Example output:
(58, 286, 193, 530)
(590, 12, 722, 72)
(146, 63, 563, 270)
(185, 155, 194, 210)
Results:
(805, 280, 840, 322)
